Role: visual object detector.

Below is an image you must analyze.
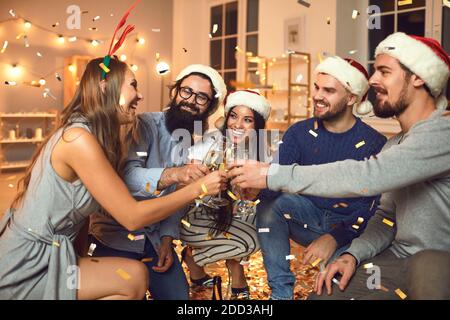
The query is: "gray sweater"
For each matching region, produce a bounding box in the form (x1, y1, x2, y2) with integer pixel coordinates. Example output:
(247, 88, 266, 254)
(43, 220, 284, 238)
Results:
(267, 110, 450, 264)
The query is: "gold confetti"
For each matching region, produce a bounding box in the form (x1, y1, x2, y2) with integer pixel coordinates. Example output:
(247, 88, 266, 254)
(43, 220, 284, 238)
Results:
(311, 258, 322, 267)
(355, 141, 366, 149)
(52, 241, 60, 247)
(141, 257, 153, 263)
(223, 232, 231, 239)
(251, 199, 260, 206)
(395, 288, 407, 300)
(205, 234, 213, 241)
(352, 224, 360, 230)
(227, 190, 238, 201)
(99, 62, 110, 73)
(127, 234, 136, 241)
(153, 190, 161, 196)
(398, 0, 412, 6)
(201, 184, 208, 194)
(313, 121, 318, 130)
(363, 263, 374, 269)
(145, 290, 152, 300)
(181, 219, 191, 228)
(145, 182, 150, 193)
(352, 10, 359, 19)
(357, 217, 364, 224)
(284, 214, 292, 219)
(382, 218, 395, 227)
(339, 202, 348, 208)
(116, 268, 131, 281)
(8, 184, 14, 188)
(309, 130, 318, 138)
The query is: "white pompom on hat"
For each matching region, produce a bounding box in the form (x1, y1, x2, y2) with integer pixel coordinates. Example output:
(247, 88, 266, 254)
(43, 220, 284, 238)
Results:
(375, 32, 450, 110)
(224, 90, 271, 120)
(315, 56, 373, 115)
(176, 64, 228, 105)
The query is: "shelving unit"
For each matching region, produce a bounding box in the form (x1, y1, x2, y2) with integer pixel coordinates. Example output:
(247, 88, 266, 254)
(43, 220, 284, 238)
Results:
(243, 51, 311, 133)
(0, 112, 58, 171)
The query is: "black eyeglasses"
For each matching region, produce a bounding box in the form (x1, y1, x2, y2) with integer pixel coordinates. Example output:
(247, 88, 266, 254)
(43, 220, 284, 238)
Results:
(179, 86, 212, 106)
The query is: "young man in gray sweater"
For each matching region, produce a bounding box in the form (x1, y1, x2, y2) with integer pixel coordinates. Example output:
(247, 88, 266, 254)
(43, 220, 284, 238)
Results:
(228, 32, 450, 300)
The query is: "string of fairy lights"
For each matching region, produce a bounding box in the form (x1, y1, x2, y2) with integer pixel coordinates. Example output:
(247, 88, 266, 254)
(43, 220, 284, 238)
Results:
(0, 8, 149, 98)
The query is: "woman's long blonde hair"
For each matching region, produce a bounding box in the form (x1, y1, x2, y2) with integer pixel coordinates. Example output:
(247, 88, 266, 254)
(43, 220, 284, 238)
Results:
(11, 57, 136, 208)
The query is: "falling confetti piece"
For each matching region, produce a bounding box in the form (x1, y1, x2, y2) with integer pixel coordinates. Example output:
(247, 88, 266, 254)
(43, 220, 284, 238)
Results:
(309, 130, 318, 138)
(151, 28, 161, 32)
(395, 288, 407, 300)
(363, 263, 374, 269)
(284, 214, 292, 219)
(127, 234, 136, 241)
(93, 15, 100, 21)
(209, 33, 213, 39)
(332, 278, 340, 285)
(181, 219, 191, 228)
(286, 255, 296, 260)
(339, 202, 349, 208)
(119, 94, 126, 106)
(1, 41, 8, 54)
(227, 190, 238, 201)
(52, 22, 59, 27)
(297, 0, 311, 8)
(36, 52, 43, 57)
(134, 235, 145, 241)
(141, 257, 153, 263)
(145, 182, 150, 193)
(223, 232, 231, 239)
(258, 228, 270, 233)
(212, 24, 219, 34)
(311, 258, 322, 267)
(355, 141, 366, 149)
(43, 88, 57, 100)
(4, 82, 17, 86)
(304, 224, 308, 229)
(382, 218, 395, 227)
(9, 9, 16, 17)
(398, 0, 412, 6)
(99, 62, 110, 73)
(357, 217, 364, 224)
(201, 184, 208, 194)
(116, 268, 131, 280)
(352, 225, 360, 230)
(214, 92, 222, 98)
(52, 241, 60, 247)
(326, 17, 331, 25)
(136, 151, 148, 157)
(349, 50, 358, 55)
(87, 243, 97, 256)
(352, 10, 360, 19)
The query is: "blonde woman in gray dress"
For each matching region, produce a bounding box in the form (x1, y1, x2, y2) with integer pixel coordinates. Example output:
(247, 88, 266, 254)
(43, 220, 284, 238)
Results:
(180, 90, 271, 299)
(0, 57, 226, 300)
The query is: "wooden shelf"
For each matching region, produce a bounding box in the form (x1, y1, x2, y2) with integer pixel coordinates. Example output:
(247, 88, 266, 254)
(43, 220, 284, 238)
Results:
(0, 161, 31, 170)
(0, 113, 57, 118)
(0, 138, 44, 144)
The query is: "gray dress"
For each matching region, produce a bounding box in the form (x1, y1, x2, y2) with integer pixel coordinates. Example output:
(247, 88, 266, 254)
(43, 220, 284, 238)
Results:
(0, 121, 99, 300)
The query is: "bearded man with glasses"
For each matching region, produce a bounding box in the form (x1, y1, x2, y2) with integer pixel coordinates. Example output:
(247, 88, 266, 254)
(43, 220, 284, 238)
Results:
(88, 64, 227, 300)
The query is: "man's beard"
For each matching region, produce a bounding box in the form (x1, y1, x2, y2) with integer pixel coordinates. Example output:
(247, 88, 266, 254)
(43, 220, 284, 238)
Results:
(165, 99, 209, 135)
(314, 98, 348, 121)
(373, 82, 409, 119)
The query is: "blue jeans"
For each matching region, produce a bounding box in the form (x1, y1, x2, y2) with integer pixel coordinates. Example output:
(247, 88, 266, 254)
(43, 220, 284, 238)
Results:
(256, 194, 350, 300)
(87, 235, 189, 300)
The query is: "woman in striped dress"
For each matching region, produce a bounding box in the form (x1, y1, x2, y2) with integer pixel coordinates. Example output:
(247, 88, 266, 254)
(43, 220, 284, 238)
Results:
(180, 90, 271, 300)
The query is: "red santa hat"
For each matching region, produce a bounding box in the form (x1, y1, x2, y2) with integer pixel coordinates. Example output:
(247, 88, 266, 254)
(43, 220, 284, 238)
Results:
(375, 32, 450, 110)
(176, 64, 227, 105)
(224, 90, 271, 120)
(315, 56, 373, 115)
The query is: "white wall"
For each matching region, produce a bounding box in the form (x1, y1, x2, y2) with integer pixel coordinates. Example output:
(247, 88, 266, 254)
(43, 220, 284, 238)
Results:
(259, 0, 337, 70)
